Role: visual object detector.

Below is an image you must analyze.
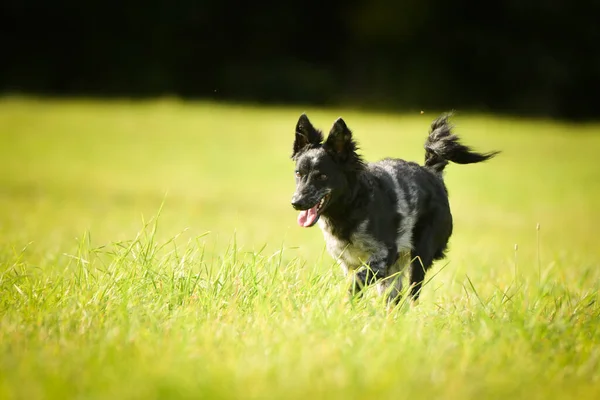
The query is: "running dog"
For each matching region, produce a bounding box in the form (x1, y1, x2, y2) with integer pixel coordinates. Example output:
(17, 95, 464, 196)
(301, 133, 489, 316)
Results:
(290, 112, 498, 304)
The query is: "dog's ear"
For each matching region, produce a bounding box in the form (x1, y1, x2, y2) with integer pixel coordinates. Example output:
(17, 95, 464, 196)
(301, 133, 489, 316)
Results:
(324, 117, 360, 163)
(292, 113, 323, 158)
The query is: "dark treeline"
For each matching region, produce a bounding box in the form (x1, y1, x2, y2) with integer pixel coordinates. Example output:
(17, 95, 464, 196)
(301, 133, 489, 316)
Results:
(2, 0, 599, 120)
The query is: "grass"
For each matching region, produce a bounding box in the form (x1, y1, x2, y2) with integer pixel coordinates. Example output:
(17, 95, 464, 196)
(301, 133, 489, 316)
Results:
(1, 97, 600, 399)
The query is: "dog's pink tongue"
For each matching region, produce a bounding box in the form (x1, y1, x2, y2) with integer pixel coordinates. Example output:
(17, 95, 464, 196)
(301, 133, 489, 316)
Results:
(297, 205, 319, 227)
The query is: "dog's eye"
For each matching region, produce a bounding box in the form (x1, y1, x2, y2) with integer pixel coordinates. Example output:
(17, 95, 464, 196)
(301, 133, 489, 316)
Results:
(319, 173, 328, 181)
(295, 171, 302, 178)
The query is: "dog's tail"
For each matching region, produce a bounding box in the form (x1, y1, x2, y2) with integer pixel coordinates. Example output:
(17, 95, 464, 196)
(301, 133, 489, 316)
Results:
(424, 113, 499, 174)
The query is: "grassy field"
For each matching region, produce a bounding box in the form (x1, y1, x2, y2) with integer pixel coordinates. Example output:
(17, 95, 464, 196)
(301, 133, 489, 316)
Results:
(1, 97, 599, 399)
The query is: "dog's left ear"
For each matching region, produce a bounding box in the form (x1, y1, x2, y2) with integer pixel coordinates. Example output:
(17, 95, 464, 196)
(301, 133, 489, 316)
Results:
(324, 117, 358, 162)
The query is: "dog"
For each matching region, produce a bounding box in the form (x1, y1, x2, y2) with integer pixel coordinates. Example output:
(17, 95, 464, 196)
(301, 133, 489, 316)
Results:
(290, 112, 498, 304)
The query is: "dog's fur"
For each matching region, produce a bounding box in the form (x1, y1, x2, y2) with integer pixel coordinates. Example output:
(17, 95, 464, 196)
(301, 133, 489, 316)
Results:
(290, 112, 499, 304)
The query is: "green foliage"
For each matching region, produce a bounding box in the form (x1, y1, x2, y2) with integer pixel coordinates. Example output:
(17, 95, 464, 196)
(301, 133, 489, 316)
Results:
(1, 98, 600, 399)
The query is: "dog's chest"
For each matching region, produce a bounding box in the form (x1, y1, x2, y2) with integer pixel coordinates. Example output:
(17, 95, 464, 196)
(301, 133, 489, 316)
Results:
(318, 219, 379, 271)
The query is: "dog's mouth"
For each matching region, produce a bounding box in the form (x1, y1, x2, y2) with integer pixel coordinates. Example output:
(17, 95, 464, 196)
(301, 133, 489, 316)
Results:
(297, 193, 331, 228)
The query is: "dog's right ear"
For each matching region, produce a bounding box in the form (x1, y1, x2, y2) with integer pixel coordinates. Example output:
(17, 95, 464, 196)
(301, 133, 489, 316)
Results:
(292, 113, 323, 158)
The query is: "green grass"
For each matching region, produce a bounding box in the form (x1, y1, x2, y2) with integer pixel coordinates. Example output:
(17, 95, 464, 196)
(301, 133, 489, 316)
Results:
(1, 97, 600, 399)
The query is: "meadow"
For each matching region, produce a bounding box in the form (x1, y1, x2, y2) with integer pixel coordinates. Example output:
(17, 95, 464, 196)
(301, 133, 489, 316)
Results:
(1, 97, 599, 399)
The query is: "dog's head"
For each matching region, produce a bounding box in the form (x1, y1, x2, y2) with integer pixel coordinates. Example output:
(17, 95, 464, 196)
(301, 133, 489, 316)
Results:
(290, 113, 364, 227)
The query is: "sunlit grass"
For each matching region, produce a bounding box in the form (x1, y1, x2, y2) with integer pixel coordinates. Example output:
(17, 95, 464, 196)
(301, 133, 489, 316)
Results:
(1, 98, 599, 399)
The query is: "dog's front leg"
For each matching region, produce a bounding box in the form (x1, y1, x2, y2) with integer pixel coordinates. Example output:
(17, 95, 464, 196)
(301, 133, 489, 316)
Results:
(349, 257, 388, 298)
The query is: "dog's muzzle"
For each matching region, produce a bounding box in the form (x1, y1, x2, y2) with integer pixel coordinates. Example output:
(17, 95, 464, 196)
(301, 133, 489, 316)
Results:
(291, 194, 311, 210)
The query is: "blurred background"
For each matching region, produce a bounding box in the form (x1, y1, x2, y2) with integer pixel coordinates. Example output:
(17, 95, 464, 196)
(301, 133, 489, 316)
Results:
(2, 0, 600, 262)
(2, 0, 600, 120)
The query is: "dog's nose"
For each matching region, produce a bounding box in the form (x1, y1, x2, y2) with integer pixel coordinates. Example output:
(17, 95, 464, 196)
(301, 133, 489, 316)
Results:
(291, 195, 304, 210)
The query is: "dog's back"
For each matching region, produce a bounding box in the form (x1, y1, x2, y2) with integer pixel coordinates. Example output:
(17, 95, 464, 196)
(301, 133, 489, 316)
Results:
(367, 157, 452, 256)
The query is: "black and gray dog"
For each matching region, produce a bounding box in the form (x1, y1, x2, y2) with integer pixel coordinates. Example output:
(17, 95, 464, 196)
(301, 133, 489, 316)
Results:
(290, 112, 498, 304)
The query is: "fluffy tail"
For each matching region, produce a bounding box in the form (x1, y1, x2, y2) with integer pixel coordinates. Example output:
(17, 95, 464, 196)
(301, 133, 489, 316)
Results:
(424, 113, 499, 173)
